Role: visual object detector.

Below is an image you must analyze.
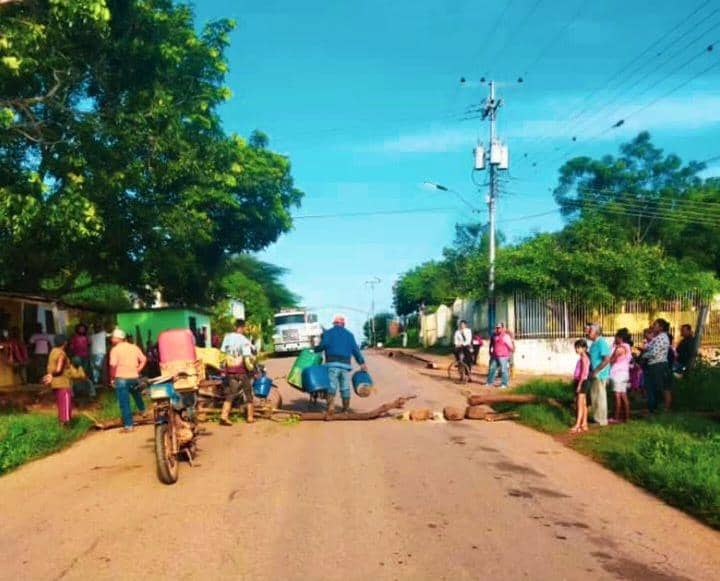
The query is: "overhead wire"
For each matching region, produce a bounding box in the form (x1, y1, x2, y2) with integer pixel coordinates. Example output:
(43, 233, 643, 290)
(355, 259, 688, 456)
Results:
(545, 42, 720, 166)
(563, 17, 720, 139)
(519, 1, 718, 167)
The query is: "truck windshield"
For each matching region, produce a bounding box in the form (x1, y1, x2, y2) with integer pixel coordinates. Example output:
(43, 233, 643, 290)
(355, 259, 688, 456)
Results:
(275, 314, 305, 326)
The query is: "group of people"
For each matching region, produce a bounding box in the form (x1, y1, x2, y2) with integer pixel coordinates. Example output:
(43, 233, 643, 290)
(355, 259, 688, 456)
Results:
(571, 320, 697, 432)
(44, 327, 147, 430)
(453, 320, 516, 389)
(1, 322, 111, 391)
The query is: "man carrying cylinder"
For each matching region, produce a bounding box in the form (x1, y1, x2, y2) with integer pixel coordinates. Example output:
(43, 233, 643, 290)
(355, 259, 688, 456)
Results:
(314, 314, 368, 415)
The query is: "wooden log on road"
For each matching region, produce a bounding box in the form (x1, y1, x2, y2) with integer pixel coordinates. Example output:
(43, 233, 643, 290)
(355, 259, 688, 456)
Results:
(467, 393, 565, 409)
(292, 395, 417, 421)
(468, 394, 540, 406)
(83, 412, 153, 430)
(465, 404, 496, 420)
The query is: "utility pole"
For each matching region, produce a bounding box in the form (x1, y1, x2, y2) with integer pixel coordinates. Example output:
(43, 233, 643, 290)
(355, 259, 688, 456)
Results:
(475, 80, 507, 335)
(365, 277, 381, 346)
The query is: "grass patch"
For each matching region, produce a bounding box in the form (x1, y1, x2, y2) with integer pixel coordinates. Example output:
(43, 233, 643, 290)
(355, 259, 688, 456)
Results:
(492, 380, 576, 435)
(573, 414, 720, 528)
(0, 412, 92, 475)
(0, 387, 150, 476)
(505, 376, 720, 528)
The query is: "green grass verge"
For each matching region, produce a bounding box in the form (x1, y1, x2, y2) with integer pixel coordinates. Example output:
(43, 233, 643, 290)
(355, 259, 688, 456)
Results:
(506, 378, 720, 529)
(0, 413, 92, 475)
(0, 389, 146, 476)
(572, 414, 720, 529)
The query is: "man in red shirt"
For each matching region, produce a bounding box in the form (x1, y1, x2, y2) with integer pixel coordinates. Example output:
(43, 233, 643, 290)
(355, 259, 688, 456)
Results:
(487, 322, 514, 389)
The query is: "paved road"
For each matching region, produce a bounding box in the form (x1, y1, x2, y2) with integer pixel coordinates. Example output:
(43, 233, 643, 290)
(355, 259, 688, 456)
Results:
(1, 353, 719, 580)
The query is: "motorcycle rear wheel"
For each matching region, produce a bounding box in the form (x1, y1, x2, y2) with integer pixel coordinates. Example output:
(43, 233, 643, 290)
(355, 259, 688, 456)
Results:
(155, 423, 179, 485)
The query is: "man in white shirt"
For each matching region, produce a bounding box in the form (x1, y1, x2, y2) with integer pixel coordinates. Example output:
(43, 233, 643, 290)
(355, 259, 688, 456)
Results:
(453, 320, 473, 367)
(220, 319, 256, 425)
(28, 323, 51, 383)
(90, 323, 108, 386)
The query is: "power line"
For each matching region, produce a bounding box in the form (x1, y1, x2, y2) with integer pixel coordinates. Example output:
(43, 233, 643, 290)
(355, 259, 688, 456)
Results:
(485, 0, 546, 75)
(521, 1, 717, 162)
(545, 41, 719, 167)
(520, 0, 585, 75)
(565, 19, 720, 139)
(292, 207, 461, 220)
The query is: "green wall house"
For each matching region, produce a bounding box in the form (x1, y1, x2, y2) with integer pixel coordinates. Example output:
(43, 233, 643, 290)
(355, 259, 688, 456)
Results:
(116, 307, 211, 347)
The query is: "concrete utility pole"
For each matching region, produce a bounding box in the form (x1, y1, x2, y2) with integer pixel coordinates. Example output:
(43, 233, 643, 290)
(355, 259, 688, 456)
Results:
(475, 80, 507, 335)
(365, 277, 381, 346)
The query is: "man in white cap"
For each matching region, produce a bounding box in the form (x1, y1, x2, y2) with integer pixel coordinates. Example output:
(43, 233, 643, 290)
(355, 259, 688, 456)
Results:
(109, 328, 147, 432)
(314, 314, 367, 414)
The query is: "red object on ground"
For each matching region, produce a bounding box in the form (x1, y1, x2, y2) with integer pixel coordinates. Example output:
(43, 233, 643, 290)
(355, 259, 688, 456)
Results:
(158, 329, 196, 364)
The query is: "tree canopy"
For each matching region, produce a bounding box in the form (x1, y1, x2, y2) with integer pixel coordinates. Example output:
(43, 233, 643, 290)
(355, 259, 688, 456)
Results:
(209, 255, 299, 338)
(394, 134, 719, 315)
(0, 0, 302, 305)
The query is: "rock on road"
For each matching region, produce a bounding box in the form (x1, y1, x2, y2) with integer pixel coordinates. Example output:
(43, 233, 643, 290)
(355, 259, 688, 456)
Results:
(1, 353, 719, 581)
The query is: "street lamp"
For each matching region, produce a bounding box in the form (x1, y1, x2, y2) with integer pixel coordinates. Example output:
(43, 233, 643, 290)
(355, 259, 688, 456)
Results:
(423, 181, 480, 213)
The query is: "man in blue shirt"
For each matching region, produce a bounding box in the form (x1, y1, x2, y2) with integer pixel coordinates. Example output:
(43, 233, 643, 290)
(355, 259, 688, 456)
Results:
(587, 324, 611, 426)
(314, 314, 368, 414)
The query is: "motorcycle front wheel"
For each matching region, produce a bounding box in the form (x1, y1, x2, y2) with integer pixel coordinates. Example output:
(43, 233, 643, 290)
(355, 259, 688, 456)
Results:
(155, 423, 179, 485)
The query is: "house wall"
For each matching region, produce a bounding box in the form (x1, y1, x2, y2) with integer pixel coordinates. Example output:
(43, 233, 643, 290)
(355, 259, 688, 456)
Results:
(116, 310, 211, 346)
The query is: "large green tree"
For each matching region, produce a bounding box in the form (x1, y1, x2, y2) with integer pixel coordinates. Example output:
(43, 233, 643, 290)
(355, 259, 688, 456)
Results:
(0, 0, 302, 304)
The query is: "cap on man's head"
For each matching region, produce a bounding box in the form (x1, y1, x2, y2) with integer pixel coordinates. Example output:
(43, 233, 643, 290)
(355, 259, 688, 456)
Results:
(111, 328, 126, 340)
(332, 314, 346, 326)
(495, 322, 505, 328)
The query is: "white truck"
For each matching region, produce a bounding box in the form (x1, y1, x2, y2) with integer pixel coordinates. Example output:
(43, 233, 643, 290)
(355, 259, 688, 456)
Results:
(272, 309, 323, 354)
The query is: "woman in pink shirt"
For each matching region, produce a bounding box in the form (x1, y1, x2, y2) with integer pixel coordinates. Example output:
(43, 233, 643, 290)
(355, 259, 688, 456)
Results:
(593, 328, 632, 423)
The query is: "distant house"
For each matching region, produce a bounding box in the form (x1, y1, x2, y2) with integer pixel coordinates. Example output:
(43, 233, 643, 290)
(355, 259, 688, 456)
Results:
(0, 291, 89, 388)
(116, 307, 212, 348)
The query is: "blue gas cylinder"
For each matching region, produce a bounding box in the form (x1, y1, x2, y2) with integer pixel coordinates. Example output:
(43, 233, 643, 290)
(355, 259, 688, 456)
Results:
(352, 370, 374, 397)
(301, 365, 331, 393)
(253, 373, 273, 398)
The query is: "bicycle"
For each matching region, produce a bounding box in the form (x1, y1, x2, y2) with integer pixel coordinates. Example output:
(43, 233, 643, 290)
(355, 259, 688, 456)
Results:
(447, 349, 472, 384)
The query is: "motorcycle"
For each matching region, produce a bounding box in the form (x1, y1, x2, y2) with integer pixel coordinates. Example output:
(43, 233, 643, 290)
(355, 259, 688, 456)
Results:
(150, 329, 203, 485)
(149, 375, 199, 485)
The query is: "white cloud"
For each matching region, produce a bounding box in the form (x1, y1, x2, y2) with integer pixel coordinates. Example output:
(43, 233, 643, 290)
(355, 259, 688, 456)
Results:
(361, 127, 476, 154)
(359, 92, 720, 154)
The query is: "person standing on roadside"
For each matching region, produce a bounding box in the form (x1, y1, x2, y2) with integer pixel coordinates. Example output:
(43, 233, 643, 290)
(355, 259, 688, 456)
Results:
(487, 322, 514, 389)
(593, 328, 632, 424)
(219, 319, 256, 426)
(28, 323, 51, 383)
(675, 324, 697, 374)
(43, 335, 86, 426)
(314, 314, 367, 414)
(90, 323, 108, 387)
(109, 328, 147, 433)
(587, 324, 611, 426)
(571, 339, 590, 433)
(70, 323, 94, 396)
(641, 318, 672, 413)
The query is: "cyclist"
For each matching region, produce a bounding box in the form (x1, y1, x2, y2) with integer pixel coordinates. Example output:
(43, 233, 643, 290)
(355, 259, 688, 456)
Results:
(453, 320, 473, 368)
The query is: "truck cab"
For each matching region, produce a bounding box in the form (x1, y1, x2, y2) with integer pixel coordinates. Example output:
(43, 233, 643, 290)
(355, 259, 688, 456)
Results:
(273, 309, 322, 354)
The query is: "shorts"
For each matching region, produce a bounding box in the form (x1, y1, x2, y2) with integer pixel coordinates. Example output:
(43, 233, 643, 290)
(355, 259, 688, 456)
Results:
(226, 374, 252, 403)
(610, 375, 629, 394)
(575, 379, 590, 397)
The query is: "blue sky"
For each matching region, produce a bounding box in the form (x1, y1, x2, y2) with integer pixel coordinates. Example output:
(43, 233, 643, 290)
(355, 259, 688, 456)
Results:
(195, 0, 720, 335)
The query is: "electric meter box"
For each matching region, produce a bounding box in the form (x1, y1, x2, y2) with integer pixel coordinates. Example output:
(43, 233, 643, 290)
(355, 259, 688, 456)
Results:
(474, 144, 485, 170)
(490, 142, 502, 165)
(499, 145, 509, 170)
